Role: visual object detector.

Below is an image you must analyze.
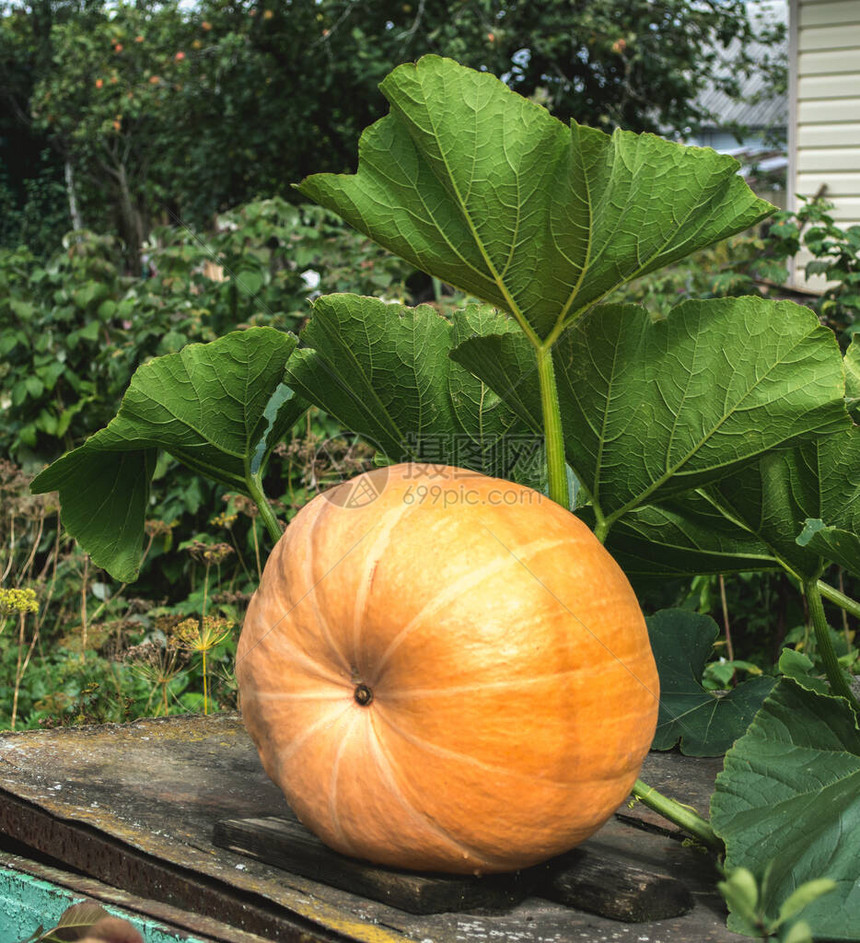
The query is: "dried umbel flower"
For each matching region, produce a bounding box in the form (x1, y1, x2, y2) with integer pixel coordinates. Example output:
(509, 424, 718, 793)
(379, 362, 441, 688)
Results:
(0, 586, 38, 615)
(125, 639, 185, 716)
(185, 539, 234, 565)
(123, 639, 161, 665)
(172, 615, 234, 654)
(212, 590, 252, 606)
(225, 493, 259, 519)
(144, 519, 176, 539)
(210, 509, 238, 529)
(172, 615, 234, 714)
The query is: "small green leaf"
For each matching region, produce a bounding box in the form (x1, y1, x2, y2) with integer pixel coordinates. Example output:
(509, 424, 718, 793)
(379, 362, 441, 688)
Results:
(10, 298, 35, 320)
(24, 375, 44, 398)
(78, 320, 101, 343)
(717, 867, 760, 930)
(806, 259, 833, 277)
(778, 649, 831, 697)
(72, 281, 110, 310)
(235, 269, 264, 297)
(39, 361, 65, 391)
(781, 920, 814, 943)
(36, 408, 58, 436)
(711, 679, 860, 939)
(0, 332, 20, 356)
(299, 56, 772, 341)
(646, 609, 775, 756)
(777, 878, 838, 927)
(97, 299, 117, 321)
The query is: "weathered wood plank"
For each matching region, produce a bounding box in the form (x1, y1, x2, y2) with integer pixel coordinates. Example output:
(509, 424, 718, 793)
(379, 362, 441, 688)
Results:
(538, 848, 694, 923)
(213, 815, 528, 916)
(213, 814, 695, 923)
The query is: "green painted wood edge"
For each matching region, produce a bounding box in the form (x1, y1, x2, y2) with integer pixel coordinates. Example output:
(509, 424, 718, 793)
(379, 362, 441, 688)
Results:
(0, 865, 210, 943)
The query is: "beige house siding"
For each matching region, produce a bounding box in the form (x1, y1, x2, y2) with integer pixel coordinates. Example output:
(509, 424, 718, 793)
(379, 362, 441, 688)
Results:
(788, 0, 860, 288)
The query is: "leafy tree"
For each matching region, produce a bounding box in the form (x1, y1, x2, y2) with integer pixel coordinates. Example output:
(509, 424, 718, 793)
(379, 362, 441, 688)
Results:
(318, 0, 787, 134)
(0, 0, 105, 253)
(173, 0, 786, 212)
(30, 1, 194, 269)
(2, 0, 785, 260)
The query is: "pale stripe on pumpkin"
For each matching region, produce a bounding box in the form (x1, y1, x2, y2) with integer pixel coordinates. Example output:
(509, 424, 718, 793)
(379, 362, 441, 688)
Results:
(374, 535, 569, 674)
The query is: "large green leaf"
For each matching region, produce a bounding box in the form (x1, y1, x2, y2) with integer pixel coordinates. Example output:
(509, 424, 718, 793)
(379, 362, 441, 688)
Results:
(845, 336, 860, 420)
(298, 56, 772, 341)
(711, 679, 860, 939)
(30, 447, 157, 587)
(32, 328, 305, 581)
(284, 294, 539, 480)
(453, 298, 849, 528)
(605, 491, 781, 579)
(646, 609, 775, 756)
(707, 424, 860, 580)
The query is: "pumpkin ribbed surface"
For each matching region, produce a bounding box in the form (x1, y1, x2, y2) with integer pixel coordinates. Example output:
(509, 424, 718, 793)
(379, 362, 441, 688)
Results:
(236, 463, 659, 874)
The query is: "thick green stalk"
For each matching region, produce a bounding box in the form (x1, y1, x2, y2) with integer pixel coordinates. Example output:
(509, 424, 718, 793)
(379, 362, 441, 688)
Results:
(804, 579, 860, 709)
(535, 344, 569, 509)
(817, 579, 860, 620)
(247, 473, 283, 543)
(632, 779, 722, 851)
(535, 333, 720, 851)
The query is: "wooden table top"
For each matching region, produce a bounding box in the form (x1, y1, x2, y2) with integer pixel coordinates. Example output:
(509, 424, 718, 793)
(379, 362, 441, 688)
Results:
(0, 713, 744, 943)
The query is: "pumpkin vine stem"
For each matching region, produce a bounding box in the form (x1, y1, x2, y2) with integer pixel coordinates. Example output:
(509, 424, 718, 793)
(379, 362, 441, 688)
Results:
(631, 779, 722, 851)
(246, 472, 283, 543)
(536, 343, 570, 510)
(804, 579, 860, 710)
(536, 339, 722, 852)
(817, 579, 860, 621)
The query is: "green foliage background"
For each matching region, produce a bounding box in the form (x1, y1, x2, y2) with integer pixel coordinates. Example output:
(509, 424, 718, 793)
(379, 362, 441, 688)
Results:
(2, 9, 859, 938)
(1, 0, 785, 264)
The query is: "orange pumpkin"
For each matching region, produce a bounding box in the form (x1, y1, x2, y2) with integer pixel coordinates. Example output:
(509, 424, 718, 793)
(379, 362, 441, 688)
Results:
(236, 463, 658, 874)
